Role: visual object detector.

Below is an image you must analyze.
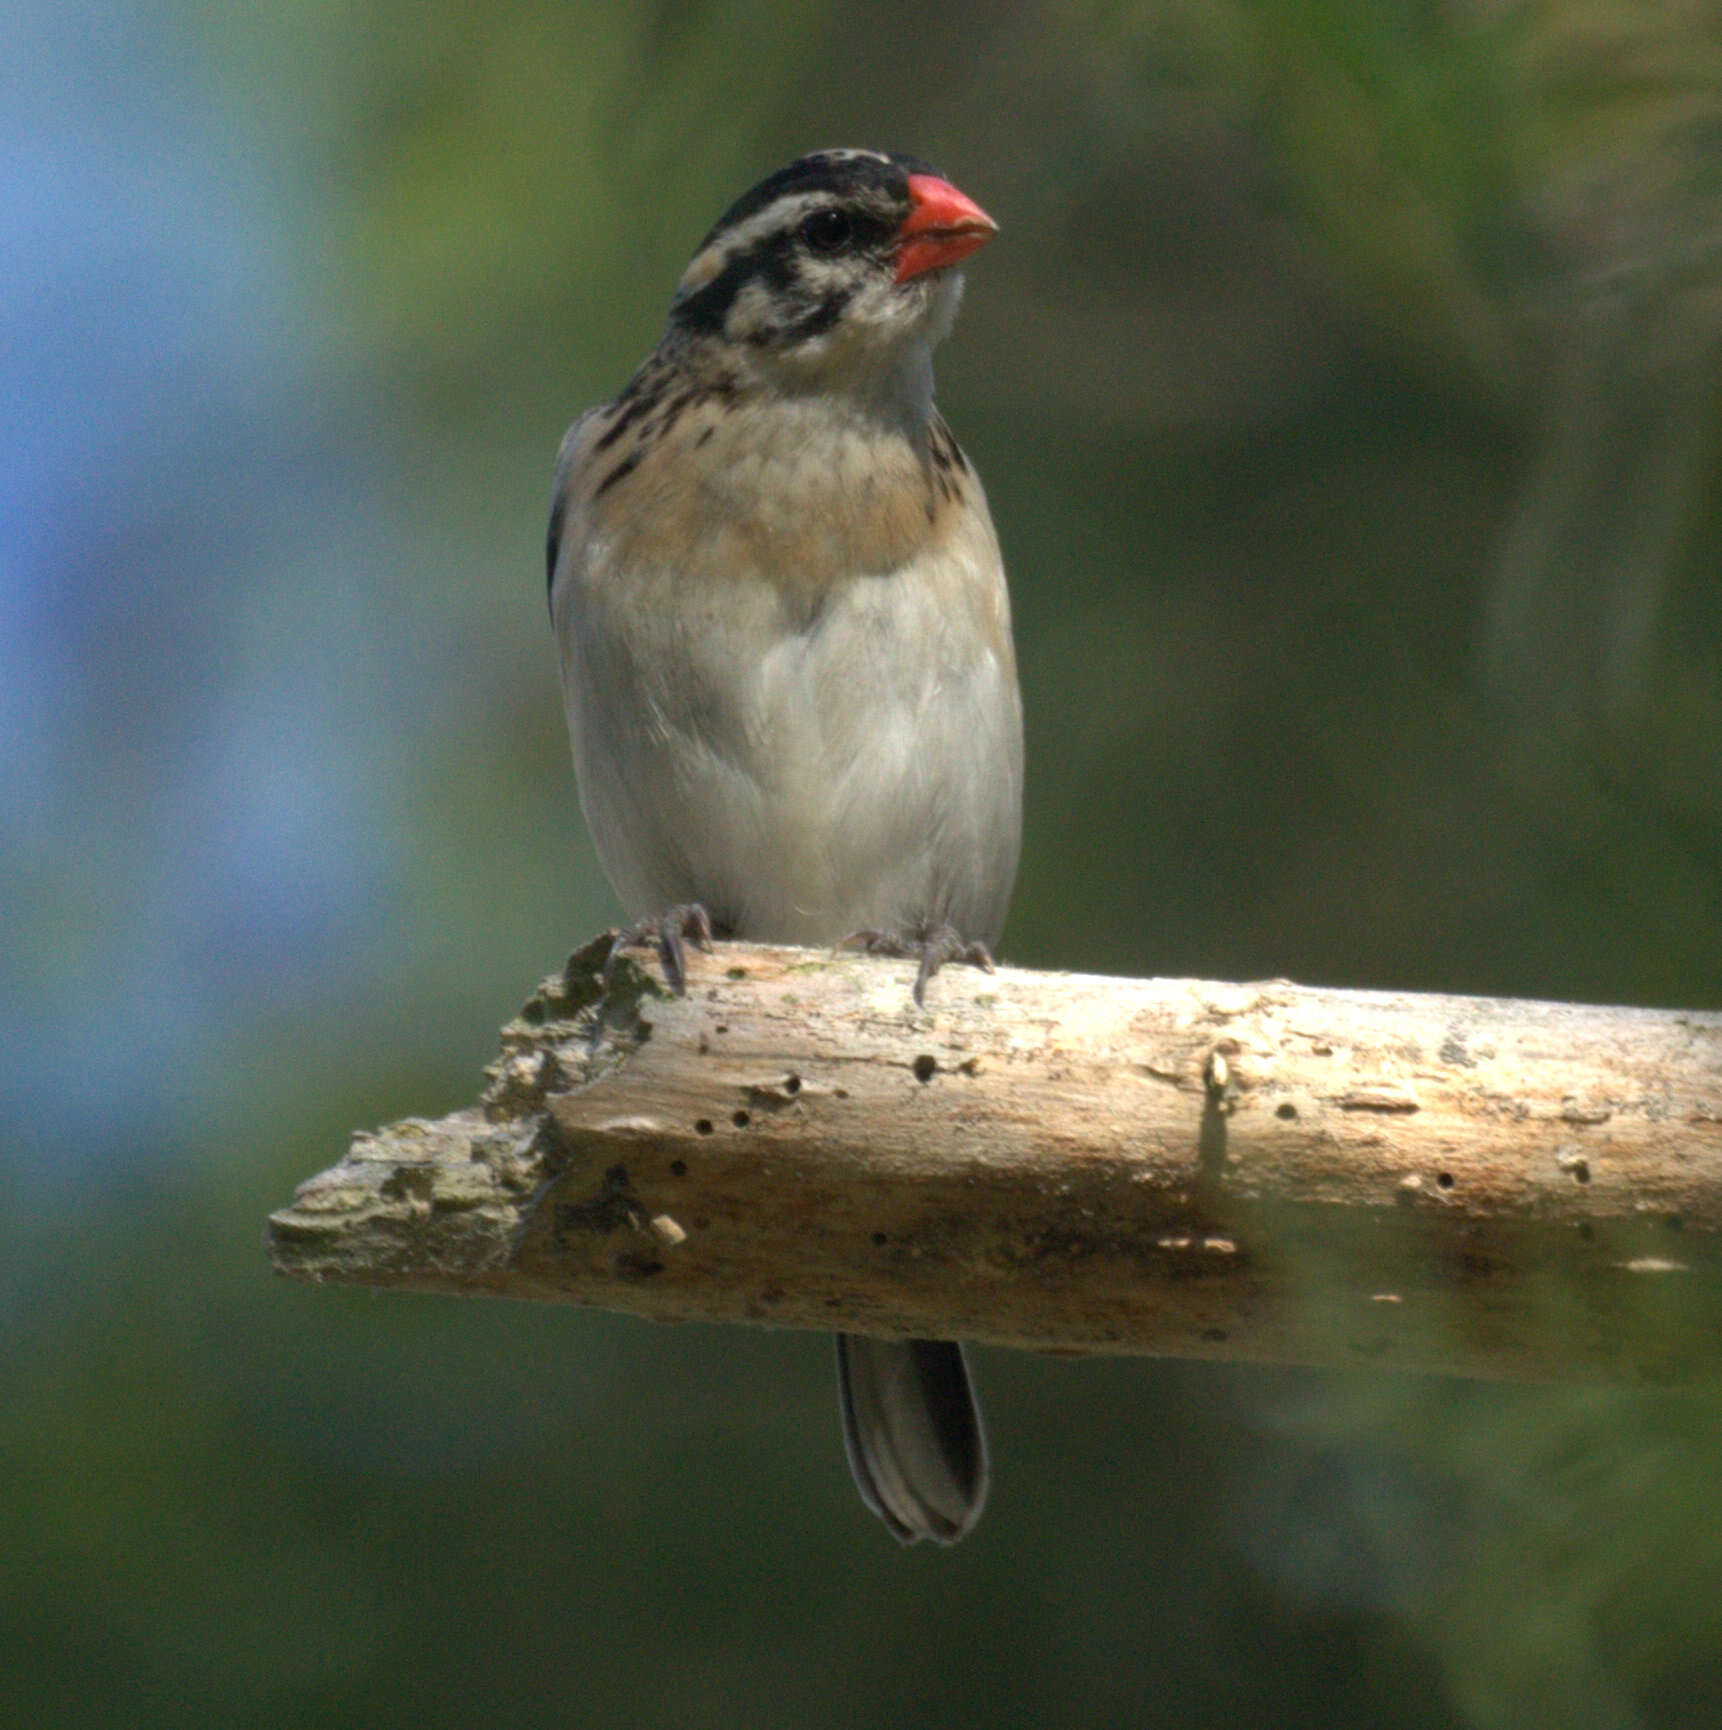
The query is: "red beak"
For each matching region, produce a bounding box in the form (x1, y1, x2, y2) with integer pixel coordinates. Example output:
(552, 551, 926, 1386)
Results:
(895, 174, 998, 282)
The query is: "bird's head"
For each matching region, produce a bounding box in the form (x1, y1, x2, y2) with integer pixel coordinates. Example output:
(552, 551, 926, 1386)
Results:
(667, 149, 997, 405)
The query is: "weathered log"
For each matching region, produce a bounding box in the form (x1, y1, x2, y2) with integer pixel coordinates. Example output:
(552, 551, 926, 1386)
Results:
(268, 933, 1722, 1382)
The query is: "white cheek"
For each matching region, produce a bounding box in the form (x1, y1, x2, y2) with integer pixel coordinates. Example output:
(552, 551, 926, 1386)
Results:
(723, 278, 779, 342)
(800, 254, 853, 296)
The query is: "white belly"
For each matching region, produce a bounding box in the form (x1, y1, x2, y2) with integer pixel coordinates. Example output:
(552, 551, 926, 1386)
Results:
(555, 530, 1022, 947)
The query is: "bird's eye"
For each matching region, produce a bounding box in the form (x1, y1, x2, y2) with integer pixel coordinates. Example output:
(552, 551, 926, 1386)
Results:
(800, 208, 853, 252)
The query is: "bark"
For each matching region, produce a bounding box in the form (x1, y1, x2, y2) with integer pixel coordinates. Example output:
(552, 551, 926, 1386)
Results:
(268, 933, 1722, 1382)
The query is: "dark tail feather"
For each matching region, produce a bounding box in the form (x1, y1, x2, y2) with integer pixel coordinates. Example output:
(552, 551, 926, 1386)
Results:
(835, 1334, 988, 1544)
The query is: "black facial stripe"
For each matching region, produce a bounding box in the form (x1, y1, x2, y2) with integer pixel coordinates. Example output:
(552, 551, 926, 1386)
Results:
(672, 225, 800, 336)
(806, 207, 895, 254)
(669, 150, 946, 345)
(780, 287, 852, 343)
(696, 149, 936, 250)
(673, 253, 751, 335)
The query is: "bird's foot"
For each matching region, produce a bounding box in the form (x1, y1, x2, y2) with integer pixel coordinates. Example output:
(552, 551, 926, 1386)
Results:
(606, 904, 715, 996)
(839, 920, 995, 1008)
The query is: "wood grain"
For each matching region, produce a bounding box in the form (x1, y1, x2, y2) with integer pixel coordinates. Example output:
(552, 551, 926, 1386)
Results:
(268, 933, 1722, 1382)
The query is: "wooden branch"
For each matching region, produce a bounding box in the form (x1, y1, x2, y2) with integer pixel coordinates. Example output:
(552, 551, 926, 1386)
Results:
(269, 933, 1722, 1382)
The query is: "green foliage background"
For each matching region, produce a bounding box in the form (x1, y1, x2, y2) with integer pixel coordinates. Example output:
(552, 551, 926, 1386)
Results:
(10, 2, 1722, 1725)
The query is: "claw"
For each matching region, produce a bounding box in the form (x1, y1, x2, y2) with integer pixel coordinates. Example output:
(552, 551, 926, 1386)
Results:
(606, 903, 715, 995)
(839, 921, 995, 1007)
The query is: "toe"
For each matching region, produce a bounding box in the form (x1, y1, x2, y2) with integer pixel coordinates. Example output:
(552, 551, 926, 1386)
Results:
(607, 903, 715, 996)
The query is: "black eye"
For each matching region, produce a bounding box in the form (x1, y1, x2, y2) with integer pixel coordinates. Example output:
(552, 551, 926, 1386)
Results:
(800, 208, 853, 252)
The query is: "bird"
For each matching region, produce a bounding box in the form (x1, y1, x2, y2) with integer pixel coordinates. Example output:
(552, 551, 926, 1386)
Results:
(547, 149, 1023, 1544)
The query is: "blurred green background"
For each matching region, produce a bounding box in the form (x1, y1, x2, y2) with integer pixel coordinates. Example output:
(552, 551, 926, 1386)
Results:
(8, 1, 1722, 1725)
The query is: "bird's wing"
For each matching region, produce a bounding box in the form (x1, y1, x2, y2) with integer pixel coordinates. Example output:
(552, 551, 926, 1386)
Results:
(546, 408, 601, 604)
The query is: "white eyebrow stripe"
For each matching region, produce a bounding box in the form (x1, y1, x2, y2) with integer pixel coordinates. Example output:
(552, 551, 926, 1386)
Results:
(712, 193, 828, 254)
